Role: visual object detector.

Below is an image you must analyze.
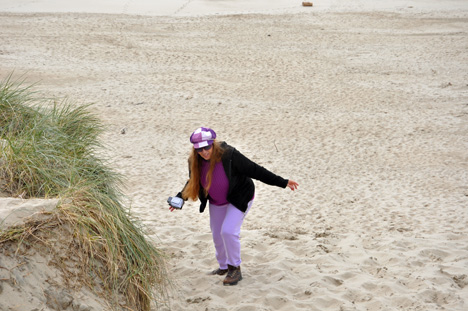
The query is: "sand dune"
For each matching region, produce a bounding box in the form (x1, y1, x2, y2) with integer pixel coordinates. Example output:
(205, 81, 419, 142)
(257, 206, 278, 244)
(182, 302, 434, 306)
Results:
(0, 2, 467, 310)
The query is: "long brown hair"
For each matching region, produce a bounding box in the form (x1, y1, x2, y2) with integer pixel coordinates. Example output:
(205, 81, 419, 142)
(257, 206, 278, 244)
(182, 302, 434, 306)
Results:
(182, 140, 225, 201)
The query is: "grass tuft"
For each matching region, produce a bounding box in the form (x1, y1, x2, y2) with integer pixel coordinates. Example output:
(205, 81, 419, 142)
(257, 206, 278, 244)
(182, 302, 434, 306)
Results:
(0, 73, 170, 310)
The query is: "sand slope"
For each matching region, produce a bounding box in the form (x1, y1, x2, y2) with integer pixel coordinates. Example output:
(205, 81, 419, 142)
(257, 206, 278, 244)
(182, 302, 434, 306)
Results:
(0, 198, 110, 311)
(0, 7, 467, 311)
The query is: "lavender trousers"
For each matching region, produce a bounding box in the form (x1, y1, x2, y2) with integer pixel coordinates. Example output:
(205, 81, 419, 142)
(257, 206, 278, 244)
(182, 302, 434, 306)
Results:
(209, 199, 253, 269)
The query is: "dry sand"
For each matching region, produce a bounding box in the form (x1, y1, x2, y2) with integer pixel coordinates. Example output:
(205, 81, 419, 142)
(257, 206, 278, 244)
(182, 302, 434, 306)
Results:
(1, 1, 468, 310)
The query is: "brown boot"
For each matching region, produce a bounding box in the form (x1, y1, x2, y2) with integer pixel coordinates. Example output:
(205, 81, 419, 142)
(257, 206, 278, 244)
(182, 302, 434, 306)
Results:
(223, 265, 242, 286)
(209, 268, 228, 275)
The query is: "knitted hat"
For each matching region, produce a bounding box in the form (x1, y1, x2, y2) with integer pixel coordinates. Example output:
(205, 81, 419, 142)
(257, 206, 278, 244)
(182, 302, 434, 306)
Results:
(190, 127, 216, 149)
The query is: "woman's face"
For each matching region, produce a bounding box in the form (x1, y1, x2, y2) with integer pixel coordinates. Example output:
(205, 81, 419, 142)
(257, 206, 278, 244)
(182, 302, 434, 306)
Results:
(197, 144, 213, 161)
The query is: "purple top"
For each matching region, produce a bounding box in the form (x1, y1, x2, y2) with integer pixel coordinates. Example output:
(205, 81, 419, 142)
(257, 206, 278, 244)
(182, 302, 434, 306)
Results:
(201, 160, 229, 205)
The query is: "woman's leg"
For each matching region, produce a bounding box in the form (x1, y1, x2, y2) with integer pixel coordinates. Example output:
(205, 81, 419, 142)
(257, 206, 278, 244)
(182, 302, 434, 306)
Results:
(209, 203, 229, 269)
(221, 199, 253, 267)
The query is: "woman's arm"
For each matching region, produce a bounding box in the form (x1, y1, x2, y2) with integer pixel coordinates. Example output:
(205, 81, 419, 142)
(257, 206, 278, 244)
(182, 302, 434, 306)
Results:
(232, 148, 295, 189)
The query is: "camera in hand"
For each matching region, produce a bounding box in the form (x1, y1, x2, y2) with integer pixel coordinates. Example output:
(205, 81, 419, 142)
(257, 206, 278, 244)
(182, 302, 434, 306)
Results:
(167, 196, 184, 209)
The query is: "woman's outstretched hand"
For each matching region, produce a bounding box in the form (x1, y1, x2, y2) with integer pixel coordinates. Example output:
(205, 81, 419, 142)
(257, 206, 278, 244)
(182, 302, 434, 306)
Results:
(287, 180, 299, 191)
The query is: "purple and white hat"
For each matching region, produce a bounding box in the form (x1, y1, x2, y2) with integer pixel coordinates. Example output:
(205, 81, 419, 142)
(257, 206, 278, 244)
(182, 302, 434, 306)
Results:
(190, 127, 216, 149)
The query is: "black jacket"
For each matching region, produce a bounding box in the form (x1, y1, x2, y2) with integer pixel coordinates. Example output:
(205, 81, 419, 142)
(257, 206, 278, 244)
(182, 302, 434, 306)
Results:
(179, 142, 288, 213)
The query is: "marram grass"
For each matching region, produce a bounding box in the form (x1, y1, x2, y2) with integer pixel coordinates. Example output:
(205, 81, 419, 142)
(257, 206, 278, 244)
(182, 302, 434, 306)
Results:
(0, 74, 170, 310)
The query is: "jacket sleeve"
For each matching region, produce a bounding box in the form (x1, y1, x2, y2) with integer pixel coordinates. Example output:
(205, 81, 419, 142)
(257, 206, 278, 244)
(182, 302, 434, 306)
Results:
(231, 148, 288, 188)
(176, 181, 188, 200)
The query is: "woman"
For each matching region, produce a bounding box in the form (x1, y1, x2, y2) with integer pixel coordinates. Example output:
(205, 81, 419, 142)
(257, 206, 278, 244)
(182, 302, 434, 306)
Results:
(170, 127, 298, 286)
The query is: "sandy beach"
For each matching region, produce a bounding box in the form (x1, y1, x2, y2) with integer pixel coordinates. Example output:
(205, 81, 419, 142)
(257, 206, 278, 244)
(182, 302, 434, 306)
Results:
(1, 1, 468, 310)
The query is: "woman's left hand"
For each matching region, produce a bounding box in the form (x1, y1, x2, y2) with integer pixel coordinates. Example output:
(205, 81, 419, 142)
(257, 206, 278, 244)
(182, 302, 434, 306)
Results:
(287, 180, 299, 191)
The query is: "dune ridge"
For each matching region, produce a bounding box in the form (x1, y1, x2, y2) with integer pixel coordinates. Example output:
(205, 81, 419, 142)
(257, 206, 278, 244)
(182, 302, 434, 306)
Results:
(1, 4, 467, 311)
